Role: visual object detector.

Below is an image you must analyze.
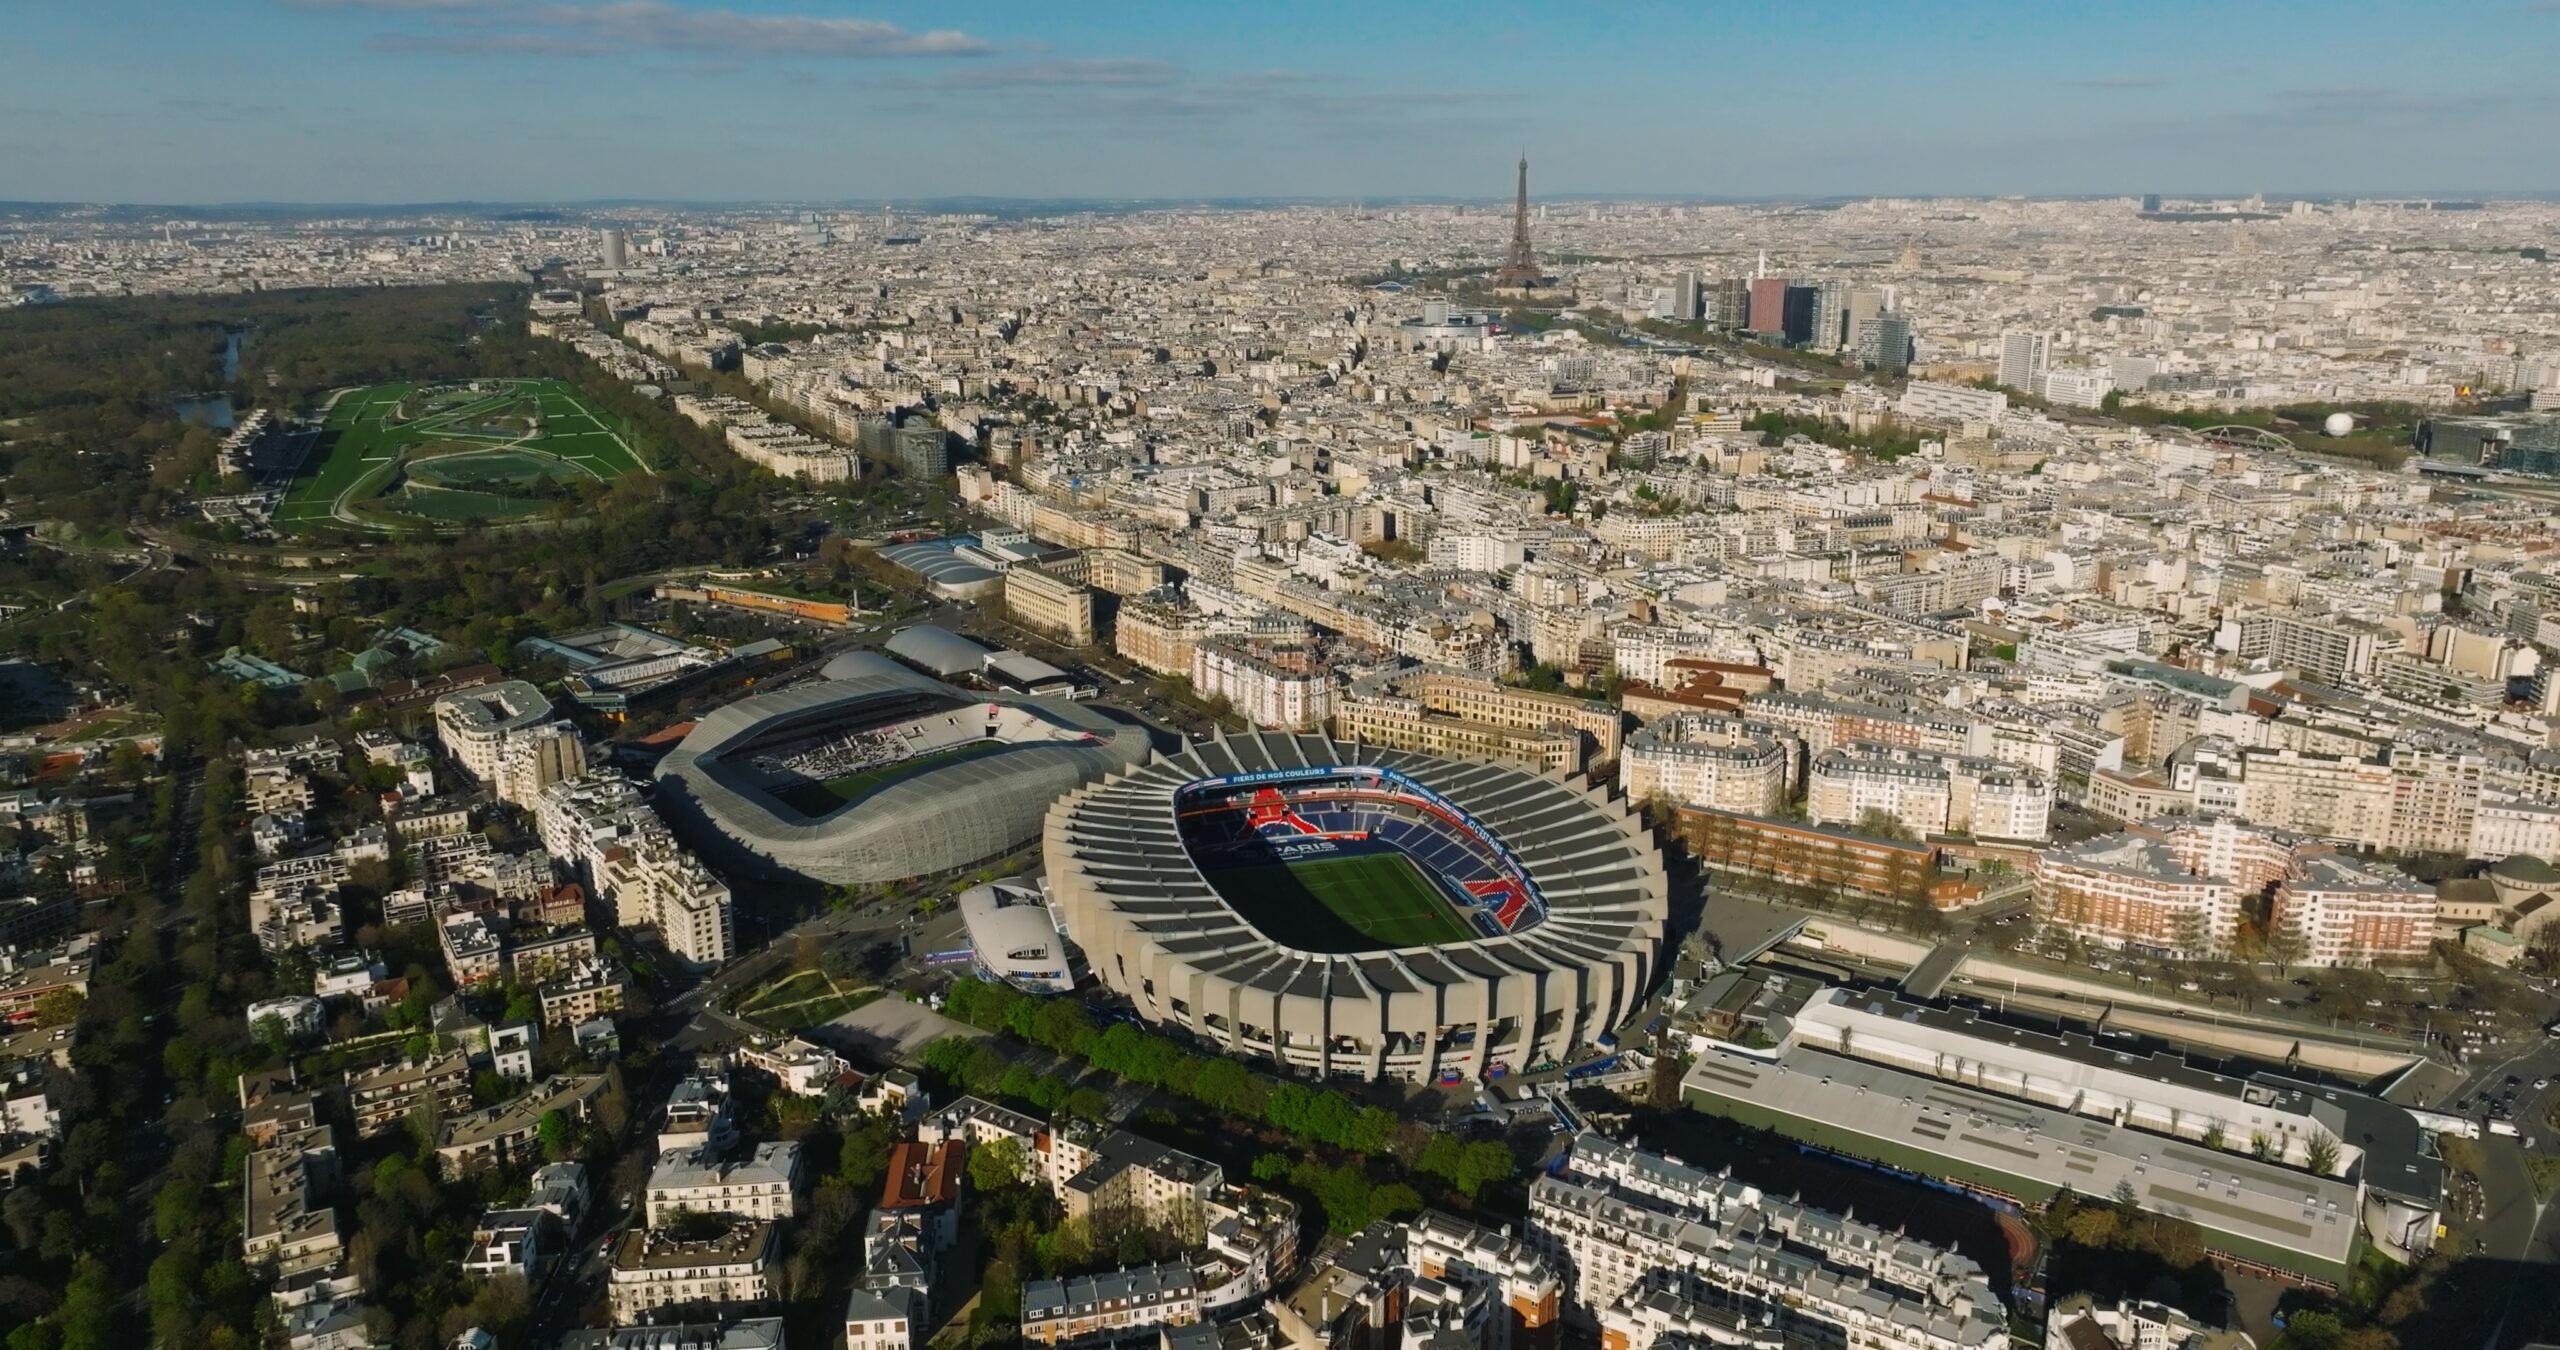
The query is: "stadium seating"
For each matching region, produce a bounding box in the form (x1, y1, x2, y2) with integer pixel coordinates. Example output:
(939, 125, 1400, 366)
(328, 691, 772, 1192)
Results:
(1179, 778, 1548, 933)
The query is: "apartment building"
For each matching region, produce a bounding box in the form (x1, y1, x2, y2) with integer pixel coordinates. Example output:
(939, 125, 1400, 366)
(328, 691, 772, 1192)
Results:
(1114, 599, 1206, 678)
(345, 1055, 472, 1138)
(1191, 636, 1331, 732)
(1746, 689, 1979, 761)
(1619, 714, 1792, 816)
(1406, 1210, 1564, 1350)
(1334, 665, 1622, 774)
(563, 1323, 785, 1350)
(2263, 612, 2387, 685)
(1678, 806, 1977, 910)
(1049, 1124, 1225, 1233)
(1020, 1260, 1202, 1346)
(1897, 380, 2009, 425)
(1086, 549, 1166, 597)
(2271, 854, 2437, 967)
(1527, 1134, 2008, 1350)
(2033, 832, 2239, 959)
(1006, 566, 1099, 647)
(438, 1073, 606, 1173)
(607, 1220, 779, 1324)
(2471, 792, 2560, 861)
(592, 818, 734, 966)
(2383, 745, 2485, 855)
(2234, 748, 2393, 848)
(917, 1102, 1295, 1305)
(2032, 817, 2307, 958)
(879, 1140, 964, 1252)
(434, 680, 588, 808)
(243, 1123, 344, 1267)
(537, 959, 628, 1027)
(1806, 743, 2052, 843)
(437, 910, 502, 986)
(647, 1141, 804, 1226)
(845, 1290, 922, 1350)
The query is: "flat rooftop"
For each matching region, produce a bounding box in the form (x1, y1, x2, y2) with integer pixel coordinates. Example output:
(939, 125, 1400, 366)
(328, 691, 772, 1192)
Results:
(1681, 1046, 2363, 1280)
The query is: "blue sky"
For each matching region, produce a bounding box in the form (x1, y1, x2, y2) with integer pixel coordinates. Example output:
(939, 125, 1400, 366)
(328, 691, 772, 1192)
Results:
(4, 0, 2556, 204)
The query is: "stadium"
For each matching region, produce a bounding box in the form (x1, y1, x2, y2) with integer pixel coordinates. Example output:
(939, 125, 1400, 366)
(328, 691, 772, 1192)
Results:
(1044, 731, 1668, 1082)
(654, 651, 1150, 886)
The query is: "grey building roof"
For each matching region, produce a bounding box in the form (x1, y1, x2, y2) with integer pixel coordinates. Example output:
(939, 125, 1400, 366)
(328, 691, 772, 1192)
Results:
(655, 659, 1148, 886)
(1022, 1259, 1200, 1321)
(1679, 1046, 2367, 1279)
(883, 625, 993, 678)
(557, 1319, 786, 1350)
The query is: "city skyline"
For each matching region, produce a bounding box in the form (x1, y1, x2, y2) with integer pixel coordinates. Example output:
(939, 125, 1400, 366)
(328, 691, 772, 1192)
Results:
(6, 0, 2560, 205)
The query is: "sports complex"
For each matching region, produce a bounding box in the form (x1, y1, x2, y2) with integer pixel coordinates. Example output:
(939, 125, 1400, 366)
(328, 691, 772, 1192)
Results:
(1043, 731, 1668, 1082)
(653, 651, 1149, 886)
(274, 378, 649, 532)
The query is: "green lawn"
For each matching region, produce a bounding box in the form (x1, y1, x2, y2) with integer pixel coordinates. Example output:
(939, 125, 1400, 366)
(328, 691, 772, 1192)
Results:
(1215, 850, 1477, 952)
(731, 968, 881, 1032)
(274, 377, 648, 533)
(773, 739, 1014, 818)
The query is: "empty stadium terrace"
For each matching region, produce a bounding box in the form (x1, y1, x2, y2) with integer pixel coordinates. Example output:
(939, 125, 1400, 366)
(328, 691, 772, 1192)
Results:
(1045, 731, 1669, 1083)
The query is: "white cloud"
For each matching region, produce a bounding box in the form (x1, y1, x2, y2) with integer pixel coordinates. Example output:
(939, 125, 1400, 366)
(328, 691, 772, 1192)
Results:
(302, 0, 994, 60)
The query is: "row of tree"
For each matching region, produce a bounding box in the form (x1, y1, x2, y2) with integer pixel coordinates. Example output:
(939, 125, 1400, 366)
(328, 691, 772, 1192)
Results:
(933, 977, 1519, 1229)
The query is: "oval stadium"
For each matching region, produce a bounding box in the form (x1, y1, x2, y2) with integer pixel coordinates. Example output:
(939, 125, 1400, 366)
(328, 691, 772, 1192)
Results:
(654, 650, 1150, 885)
(1044, 731, 1667, 1082)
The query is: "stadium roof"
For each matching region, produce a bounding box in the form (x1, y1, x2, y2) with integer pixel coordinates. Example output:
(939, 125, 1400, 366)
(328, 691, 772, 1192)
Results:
(652, 658, 1147, 886)
(878, 541, 1003, 598)
(1048, 730, 1666, 1005)
(885, 625, 992, 678)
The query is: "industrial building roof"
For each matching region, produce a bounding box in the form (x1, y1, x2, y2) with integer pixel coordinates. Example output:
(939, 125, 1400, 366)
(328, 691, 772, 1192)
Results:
(1681, 1046, 2366, 1279)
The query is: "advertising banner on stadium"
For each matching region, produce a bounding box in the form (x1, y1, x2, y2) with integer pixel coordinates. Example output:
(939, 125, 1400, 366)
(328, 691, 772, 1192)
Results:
(1181, 763, 1545, 913)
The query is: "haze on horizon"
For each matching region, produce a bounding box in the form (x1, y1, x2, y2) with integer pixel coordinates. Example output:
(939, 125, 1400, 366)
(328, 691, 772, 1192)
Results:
(6, 0, 2559, 206)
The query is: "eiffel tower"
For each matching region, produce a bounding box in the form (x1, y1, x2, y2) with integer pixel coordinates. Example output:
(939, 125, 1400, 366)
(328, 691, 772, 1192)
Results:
(1493, 154, 1541, 287)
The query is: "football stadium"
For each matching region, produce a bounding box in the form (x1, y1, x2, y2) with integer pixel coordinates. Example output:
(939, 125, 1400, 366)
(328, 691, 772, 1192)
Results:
(654, 651, 1149, 885)
(1045, 731, 1668, 1082)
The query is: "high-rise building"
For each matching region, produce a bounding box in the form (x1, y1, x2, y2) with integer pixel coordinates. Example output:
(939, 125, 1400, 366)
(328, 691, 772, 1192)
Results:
(1807, 282, 1848, 352)
(1746, 277, 1788, 335)
(1998, 330, 2051, 392)
(2140, 193, 2164, 213)
(1868, 314, 1914, 373)
(1710, 277, 1748, 329)
(600, 228, 628, 271)
(1780, 285, 1819, 346)
(1671, 271, 1700, 321)
(1843, 288, 1884, 347)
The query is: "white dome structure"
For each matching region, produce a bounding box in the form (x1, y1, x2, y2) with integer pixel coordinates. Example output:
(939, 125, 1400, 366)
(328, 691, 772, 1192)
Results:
(2322, 412, 2355, 437)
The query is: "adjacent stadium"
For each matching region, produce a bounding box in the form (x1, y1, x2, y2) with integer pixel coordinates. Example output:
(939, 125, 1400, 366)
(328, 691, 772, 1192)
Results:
(653, 651, 1149, 886)
(1045, 731, 1668, 1082)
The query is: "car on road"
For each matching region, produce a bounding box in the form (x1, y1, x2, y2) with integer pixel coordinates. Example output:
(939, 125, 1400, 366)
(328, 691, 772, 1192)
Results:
(2538, 1078, 2552, 1091)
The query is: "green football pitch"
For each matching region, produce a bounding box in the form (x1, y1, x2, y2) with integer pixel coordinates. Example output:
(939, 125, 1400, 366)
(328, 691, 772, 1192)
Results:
(1213, 851, 1477, 953)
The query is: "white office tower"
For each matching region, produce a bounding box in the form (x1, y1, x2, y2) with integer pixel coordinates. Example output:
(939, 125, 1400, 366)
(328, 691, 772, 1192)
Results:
(600, 229, 628, 270)
(1998, 330, 2051, 393)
